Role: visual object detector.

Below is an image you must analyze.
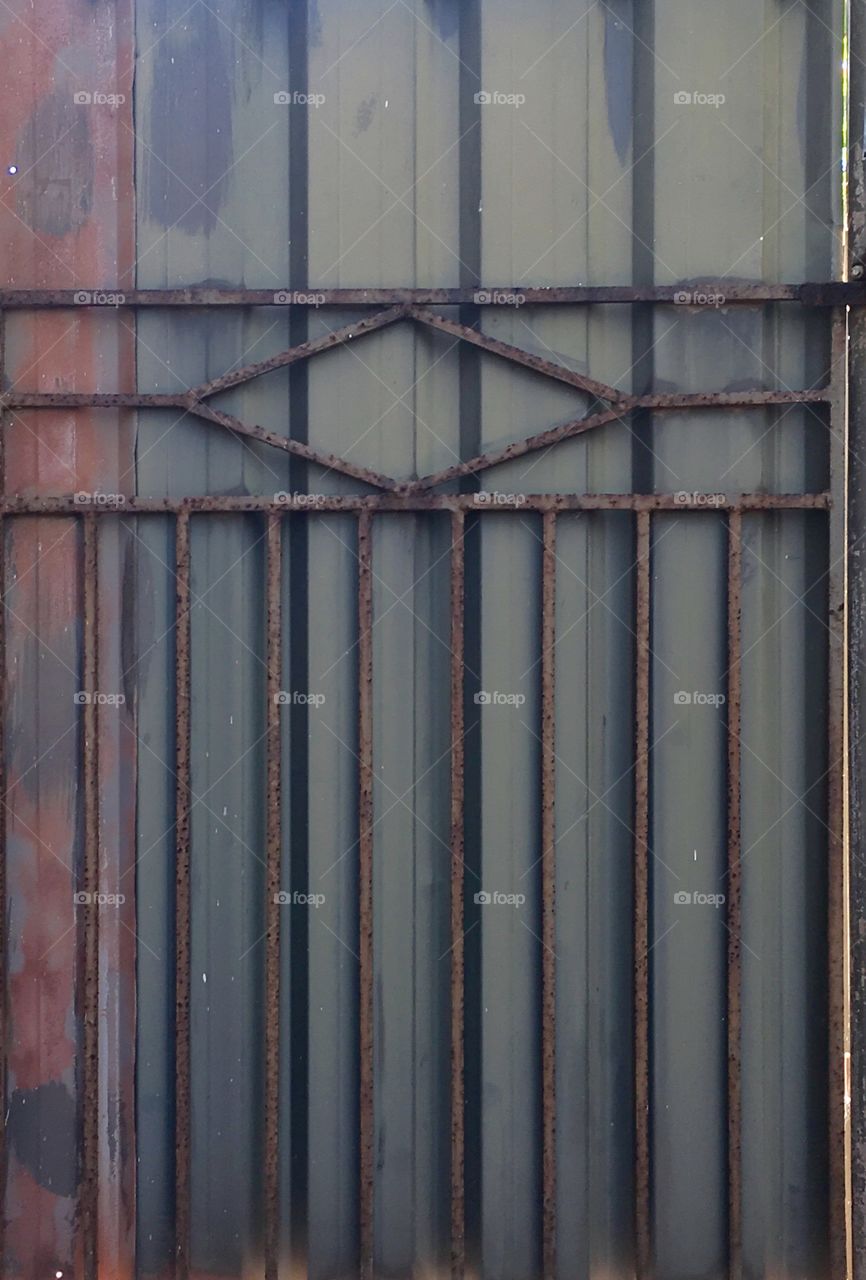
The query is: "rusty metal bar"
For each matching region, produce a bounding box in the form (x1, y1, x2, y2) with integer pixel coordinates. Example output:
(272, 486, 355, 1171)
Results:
(1, 385, 826, 416)
(183, 400, 400, 493)
(189, 306, 407, 400)
(449, 510, 466, 1280)
(174, 511, 192, 1280)
(0, 283, 860, 307)
(0, 493, 831, 516)
(849, 9, 866, 1273)
(0, 308, 6, 1279)
(265, 513, 283, 1280)
(635, 388, 828, 410)
(726, 511, 743, 1280)
(357, 512, 374, 1280)
(634, 509, 651, 1279)
(82, 513, 99, 1280)
(827, 308, 848, 1280)
(1, 392, 182, 409)
(408, 305, 626, 404)
(540, 511, 557, 1280)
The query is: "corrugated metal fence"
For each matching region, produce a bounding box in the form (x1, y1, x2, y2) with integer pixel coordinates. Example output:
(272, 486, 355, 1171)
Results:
(0, 1, 852, 1278)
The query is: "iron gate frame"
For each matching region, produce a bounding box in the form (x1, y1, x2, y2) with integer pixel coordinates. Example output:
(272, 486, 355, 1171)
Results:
(0, 282, 849, 1280)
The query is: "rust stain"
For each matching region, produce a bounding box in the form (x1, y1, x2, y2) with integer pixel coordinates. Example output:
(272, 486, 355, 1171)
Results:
(0, 0, 136, 1273)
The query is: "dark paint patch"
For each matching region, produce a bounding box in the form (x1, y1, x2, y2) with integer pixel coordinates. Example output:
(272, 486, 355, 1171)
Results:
(424, 0, 459, 43)
(15, 92, 93, 236)
(354, 95, 378, 137)
(604, 4, 633, 166)
(145, 3, 233, 234)
(8, 1081, 78, 1197)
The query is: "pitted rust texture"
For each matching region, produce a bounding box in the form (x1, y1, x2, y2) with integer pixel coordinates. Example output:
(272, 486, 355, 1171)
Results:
(634, 511, 651, 1280)
(540, 511, 557, 1280)
(0, 282, 861, 306)
(174, 511, 192, 1280)
(357, 513, 374, 1280)
(0, 493, 832, 516)
(264, 514, 282, 1280)
(449, 511, 466, 1280)
(827, 311, 848, 1280)
(726, 511, 743, 1280)
(81, 514, 99, 1280)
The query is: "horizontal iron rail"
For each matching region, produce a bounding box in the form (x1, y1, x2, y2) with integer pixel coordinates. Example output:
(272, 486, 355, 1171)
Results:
(0, 388, 828, 411)
(0, 283, 860, 306)
(0, 493, 830, 514)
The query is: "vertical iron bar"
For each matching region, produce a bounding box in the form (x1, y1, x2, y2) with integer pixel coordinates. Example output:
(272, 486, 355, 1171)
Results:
(827, 308, 848, 1280)
(848, 5, 866, 1272)
(0, 307, 6, 1277)
(541, 511, 557, 1280)
(450, 510, 466, 1280)
(634, 509, 651, 1280)
(174, 510, 191, 1280)
(82, 513, 99, 1280)
(726, 511, 743, 1280)
(265, 513, 283, 1280)
(357, 512, 374, 1280)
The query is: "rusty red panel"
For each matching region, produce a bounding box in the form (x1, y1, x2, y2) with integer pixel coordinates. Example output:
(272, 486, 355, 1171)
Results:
(0, 0, 136, 1275)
